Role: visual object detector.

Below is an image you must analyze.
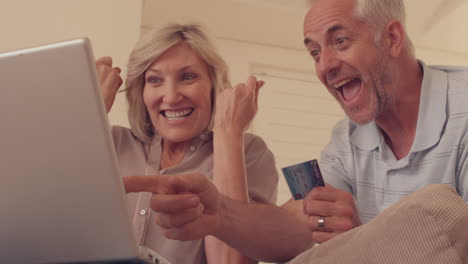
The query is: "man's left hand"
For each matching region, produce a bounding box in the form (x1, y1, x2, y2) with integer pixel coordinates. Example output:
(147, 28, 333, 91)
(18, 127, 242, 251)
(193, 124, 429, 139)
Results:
(303, 185, 361, 244)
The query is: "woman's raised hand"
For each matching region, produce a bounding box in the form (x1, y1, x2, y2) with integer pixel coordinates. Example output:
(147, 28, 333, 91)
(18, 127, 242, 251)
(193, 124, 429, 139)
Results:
(95, 56, 123, 113)
(214, 75, 264, 134)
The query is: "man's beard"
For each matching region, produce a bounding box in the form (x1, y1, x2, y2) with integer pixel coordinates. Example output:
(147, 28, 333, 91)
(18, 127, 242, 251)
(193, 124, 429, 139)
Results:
(365, 52, 397, 122)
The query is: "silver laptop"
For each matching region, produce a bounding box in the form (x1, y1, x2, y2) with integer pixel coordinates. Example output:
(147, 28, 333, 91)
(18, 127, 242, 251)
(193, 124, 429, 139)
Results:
(0, 39, 170, 264)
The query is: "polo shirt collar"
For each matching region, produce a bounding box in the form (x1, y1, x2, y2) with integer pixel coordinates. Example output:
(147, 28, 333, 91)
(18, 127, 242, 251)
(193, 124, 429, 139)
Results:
(350, 121, 383, 150)
(351, 61, 448, 152)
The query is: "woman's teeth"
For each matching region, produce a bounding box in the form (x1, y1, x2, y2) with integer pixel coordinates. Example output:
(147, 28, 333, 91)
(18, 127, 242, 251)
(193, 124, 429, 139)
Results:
(162, 109, 193, 120)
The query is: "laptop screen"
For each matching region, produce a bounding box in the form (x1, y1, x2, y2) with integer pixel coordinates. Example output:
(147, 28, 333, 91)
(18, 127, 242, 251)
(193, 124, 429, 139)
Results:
(0, 38, 140, 263)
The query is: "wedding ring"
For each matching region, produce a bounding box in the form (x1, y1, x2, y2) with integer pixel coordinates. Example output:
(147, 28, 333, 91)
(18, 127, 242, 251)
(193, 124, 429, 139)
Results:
(317, 216, 326, 231)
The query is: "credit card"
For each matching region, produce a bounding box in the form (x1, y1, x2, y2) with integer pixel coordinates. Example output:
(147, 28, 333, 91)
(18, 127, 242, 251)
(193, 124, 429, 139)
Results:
(281, 159, 325, 200)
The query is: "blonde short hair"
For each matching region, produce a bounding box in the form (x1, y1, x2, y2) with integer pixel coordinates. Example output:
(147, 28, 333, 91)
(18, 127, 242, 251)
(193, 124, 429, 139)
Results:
(124, 23, 231, 143)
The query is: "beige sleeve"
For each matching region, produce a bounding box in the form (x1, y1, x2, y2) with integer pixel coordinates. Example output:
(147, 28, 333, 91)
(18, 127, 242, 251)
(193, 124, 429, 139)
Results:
(244, 133, 279, 204)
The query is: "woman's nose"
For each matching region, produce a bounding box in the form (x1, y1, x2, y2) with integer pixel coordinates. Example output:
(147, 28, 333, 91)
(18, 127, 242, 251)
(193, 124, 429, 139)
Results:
(161, 82, 182, 104)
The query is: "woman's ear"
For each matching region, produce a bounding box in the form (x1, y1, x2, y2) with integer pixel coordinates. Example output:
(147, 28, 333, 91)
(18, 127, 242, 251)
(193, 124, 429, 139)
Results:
(383, 20, 406, 57)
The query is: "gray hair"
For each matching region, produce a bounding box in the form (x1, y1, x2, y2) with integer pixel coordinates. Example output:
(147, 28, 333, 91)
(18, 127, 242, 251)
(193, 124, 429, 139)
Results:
(124, 23, 231, 143)
(308, 0, 414, 55)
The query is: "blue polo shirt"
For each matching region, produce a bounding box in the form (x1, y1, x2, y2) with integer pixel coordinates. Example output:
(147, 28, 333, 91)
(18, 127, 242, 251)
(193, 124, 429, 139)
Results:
(320, 62, 468, 223)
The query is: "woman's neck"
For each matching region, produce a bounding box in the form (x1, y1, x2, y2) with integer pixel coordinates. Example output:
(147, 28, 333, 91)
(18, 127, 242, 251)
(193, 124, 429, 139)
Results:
(159, 139, 190, 170)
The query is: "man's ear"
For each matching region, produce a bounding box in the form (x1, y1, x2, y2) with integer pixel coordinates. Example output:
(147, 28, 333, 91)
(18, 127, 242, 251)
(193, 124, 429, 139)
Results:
(382, 20, 406, 57)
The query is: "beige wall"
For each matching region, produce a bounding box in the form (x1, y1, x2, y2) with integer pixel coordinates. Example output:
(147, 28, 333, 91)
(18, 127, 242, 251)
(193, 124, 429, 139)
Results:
(0, 0, 143, 126)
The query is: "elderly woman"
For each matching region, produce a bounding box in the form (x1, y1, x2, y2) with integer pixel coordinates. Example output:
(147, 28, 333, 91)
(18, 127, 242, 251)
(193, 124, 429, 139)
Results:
(96, 23, 278, 264)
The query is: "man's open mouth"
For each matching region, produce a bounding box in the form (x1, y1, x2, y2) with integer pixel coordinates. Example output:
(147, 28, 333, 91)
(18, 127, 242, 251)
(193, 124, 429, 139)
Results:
(334, 78, 362, 102)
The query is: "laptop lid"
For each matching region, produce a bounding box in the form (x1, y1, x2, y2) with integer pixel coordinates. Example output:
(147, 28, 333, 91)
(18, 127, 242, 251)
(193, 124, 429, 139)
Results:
(0, 38, 140, 263)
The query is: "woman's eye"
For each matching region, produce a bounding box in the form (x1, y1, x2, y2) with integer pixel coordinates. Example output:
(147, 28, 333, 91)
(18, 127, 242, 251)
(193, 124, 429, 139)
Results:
(147, 77, 162, 84)
(182, 73, 197, 81)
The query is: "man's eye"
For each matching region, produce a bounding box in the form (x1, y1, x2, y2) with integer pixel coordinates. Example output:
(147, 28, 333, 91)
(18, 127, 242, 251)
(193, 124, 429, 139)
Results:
(182, 73, 197, 81)
(310, 50, 320, 61)
(336, 37, 349, 46)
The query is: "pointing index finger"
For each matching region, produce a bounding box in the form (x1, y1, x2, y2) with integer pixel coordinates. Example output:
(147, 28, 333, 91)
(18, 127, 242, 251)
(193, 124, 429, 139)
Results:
(122, 175, 176, 194)
(122, 173, 209, 195)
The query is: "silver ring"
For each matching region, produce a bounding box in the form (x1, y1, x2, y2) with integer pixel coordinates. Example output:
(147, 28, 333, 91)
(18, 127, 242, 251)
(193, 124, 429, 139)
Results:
(317, 216, 326, 231)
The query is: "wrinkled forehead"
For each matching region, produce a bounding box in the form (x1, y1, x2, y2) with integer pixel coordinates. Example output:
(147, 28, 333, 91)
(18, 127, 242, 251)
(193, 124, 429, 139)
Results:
(303, 0, 360, 43)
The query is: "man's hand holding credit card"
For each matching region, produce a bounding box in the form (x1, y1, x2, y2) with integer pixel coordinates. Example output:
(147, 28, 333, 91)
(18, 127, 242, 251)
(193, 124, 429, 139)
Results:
(282, 159, 325, 200)
(284, 160, 361, 244)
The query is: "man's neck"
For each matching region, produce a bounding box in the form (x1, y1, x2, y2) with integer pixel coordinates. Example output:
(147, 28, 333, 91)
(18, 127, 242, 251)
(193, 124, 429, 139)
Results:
(376, 59, 423, 160)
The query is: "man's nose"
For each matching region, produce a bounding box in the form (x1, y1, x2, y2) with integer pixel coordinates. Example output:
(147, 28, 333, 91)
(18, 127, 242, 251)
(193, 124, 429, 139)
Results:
(317, 48, 341, 81)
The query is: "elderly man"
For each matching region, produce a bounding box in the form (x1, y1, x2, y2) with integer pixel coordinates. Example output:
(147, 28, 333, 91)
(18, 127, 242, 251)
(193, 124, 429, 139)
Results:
(124, 0, 468, 262)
